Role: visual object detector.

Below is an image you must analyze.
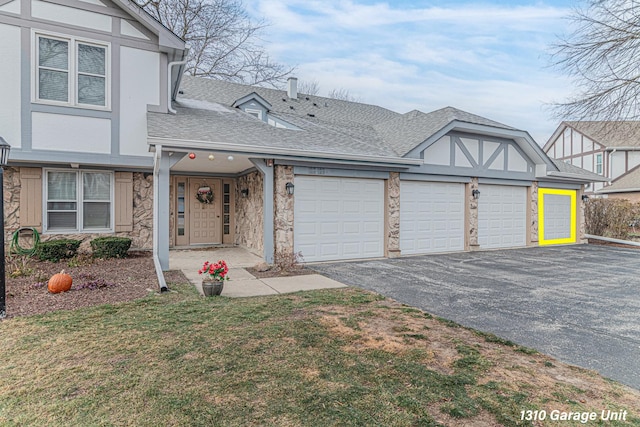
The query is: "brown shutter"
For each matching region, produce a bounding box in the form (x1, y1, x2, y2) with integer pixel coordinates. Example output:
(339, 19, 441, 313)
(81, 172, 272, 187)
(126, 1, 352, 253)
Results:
(19, 168, 43, 230)
(114, 172, 133, 232)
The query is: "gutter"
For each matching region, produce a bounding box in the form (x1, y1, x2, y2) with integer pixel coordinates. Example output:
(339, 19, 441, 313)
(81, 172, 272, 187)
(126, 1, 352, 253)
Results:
(152, 145, 168, 292)
(604, 147, 640, 151)
(148, 137, 423, 166)
(168, 58, 188, 114)
(546, 171, 608, 182)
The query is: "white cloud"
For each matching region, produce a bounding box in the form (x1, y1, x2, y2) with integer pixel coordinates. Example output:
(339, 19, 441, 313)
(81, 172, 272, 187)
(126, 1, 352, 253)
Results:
(247, 0, 574, 144)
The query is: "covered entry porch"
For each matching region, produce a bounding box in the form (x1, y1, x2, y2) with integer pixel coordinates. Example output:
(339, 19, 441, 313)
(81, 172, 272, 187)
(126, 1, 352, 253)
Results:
(152, 146, 276, 275)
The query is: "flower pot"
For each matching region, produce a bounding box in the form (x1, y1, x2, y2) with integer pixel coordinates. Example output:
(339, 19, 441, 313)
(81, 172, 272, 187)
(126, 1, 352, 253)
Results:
(202, 278, 224, 296)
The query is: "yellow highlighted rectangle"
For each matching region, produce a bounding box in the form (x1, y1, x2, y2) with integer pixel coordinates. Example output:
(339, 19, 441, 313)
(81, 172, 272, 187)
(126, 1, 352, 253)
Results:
(538, 188, 577, 246)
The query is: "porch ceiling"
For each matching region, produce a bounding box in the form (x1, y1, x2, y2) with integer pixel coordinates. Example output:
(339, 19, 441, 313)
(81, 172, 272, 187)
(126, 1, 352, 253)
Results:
(171, 150, 253, 174)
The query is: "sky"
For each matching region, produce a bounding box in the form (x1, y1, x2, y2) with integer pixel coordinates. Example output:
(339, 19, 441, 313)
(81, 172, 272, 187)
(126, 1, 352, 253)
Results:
(245, 0, 579, 146)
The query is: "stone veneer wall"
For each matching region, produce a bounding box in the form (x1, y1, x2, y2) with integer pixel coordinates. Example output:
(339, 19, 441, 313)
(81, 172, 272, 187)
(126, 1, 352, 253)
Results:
(4, 167, 21, 250)
(387, 172, 400, 257)
(578, 187, 587, 243)
(529, 181, 539, 244)
(273, 165, 294, 262)
(468, 177, 479, 249)
(234, 171, 263, 254)
(3, 168, 154, 252)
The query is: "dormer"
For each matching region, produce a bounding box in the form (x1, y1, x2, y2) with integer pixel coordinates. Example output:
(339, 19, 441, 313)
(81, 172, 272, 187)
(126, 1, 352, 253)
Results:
(232, 92, 272, 123)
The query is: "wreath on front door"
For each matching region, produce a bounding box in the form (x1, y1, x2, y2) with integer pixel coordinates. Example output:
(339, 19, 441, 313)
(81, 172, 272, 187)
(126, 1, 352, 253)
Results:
(196, 185, 214, 204)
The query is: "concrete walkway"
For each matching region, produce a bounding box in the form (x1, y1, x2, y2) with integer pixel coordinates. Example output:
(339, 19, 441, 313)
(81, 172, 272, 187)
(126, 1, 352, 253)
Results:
(169, 247, 346, 297)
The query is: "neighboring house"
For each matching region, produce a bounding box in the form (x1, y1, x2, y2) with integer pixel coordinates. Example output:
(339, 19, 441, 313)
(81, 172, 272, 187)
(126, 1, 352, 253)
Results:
(544, 121, 640, 199)
(0, 0, 603, 278)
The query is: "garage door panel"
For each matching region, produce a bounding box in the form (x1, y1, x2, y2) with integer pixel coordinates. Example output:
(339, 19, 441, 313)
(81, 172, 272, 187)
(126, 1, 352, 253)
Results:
(400, 181, 465, 255)
(539, 190, 576, 244)
(294, 177, 384, 262)
(478, 185, 527, 249)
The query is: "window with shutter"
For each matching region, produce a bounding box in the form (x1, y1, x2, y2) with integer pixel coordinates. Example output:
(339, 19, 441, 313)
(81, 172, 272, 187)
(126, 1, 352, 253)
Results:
(44, 169, 113, 232)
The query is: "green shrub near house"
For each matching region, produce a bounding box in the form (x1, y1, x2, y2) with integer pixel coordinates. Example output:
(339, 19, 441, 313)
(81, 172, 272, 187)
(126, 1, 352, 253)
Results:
(36, 239, 81, 262)
(90, 237, 132, 259)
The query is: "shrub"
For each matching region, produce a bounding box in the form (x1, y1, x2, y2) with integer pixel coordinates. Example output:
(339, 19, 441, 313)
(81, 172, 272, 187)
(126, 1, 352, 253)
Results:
(273, 249, 305, 272)
(90, 237, 132, 259)
(584, 198, 638, 239)
(36, 239, 81, 262)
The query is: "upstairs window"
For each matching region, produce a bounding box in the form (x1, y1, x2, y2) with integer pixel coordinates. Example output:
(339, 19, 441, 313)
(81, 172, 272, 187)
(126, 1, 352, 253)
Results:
(596, 153, 603, 174)
(35, 33, 109, 109)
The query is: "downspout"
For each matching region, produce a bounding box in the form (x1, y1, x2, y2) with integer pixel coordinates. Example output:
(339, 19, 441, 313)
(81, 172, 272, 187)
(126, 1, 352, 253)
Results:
(168, 59, 188, 114)
(153, 145, 168, 292)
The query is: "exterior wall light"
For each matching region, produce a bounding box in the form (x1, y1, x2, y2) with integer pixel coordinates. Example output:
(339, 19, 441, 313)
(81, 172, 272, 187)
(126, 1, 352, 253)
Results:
(582, 194, 589, 202)
(0, 136, 11, 319)
(241, 188, 249, 198)
(285, 182, 294, 195)
(472, 189, 480, 200)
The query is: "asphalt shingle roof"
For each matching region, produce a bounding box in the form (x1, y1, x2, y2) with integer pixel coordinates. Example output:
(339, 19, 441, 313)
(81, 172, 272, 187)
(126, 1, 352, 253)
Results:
(549, 159, 607, 181)
(374, 107, 515, 156)
(598, 166, 640, 193)
(565, 121, 640, 148)
(160, 76, 524, 159)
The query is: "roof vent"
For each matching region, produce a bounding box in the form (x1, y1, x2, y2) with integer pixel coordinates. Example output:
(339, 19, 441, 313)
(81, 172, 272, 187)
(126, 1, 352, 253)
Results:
(307, 113, 315, 117)
(290, 105, 294, 110)
(313, 102, 318, 107)
(305, 96, 310, 101)
(287, 77, 298, 100)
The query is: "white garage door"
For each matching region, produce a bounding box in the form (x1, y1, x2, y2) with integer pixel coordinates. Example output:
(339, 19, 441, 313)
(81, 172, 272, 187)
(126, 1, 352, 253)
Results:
(400, 181, 465, 254)
(294, 176, 384, 262)
(478, 185, 527, 249)
(542, 194, 572, 240)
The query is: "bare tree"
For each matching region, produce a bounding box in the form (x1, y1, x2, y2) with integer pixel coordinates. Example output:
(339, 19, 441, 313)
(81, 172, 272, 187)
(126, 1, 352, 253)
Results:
(550, 0, 640, 121)
(297, 80, 320, 96)
(327, 87, 362, 102)
(137, 0, 293, 87)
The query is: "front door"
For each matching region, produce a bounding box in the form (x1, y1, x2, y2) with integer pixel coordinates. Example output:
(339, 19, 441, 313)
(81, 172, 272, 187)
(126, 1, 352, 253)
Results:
(189, 178, 222, 244)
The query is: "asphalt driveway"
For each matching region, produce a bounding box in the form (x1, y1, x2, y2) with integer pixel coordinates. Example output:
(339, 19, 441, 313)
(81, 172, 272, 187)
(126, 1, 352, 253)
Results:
(311, 245, 640, 390)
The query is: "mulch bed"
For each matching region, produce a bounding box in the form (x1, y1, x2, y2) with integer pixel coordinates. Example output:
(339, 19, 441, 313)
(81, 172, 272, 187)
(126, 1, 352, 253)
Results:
(4, 252, 187, 320)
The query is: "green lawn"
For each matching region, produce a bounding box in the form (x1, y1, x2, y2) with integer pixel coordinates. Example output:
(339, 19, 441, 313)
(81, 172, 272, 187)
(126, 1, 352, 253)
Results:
(1, 282, 638, 426)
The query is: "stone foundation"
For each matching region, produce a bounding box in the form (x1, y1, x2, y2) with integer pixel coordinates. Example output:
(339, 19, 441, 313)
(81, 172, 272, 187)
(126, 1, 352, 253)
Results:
(234, 171, 263, 254)
(3, 167, 154, 253)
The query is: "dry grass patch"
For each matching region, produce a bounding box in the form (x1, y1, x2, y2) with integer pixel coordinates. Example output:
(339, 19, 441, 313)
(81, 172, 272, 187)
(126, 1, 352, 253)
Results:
(0, 286, 638, 426)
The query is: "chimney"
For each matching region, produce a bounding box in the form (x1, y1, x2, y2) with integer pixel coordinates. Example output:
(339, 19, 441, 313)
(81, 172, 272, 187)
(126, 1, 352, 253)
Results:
(287, 77, 298, 99)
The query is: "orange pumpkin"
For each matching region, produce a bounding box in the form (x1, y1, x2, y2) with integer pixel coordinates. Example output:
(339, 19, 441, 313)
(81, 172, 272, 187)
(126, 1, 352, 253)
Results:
(48, 270, 72, 293)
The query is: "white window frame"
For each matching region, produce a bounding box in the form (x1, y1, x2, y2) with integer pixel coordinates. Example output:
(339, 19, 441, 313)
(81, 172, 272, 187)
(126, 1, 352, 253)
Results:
(43, 169, 115, 233)
(244, 108, 263, 120)
(596, 153, 603, 175)
(33, 31, 111, 110)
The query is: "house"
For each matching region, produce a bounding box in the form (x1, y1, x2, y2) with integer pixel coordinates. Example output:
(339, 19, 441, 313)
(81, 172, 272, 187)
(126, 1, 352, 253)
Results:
(0, 0, 602, 284)
(544, 121, 640, 200)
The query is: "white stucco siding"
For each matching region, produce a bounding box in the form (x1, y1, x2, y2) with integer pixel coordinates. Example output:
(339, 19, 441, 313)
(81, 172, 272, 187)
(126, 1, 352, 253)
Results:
(0, 23, 22, 149)
(119, 47, 160, 157)
(32, 112, 110, 153)
(0, 0, 20, 14)
(610, 151, 626, 179)
(628, 152, 640, 171)
(32, 0, 112, 32)
(583, 154, 593, 172)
